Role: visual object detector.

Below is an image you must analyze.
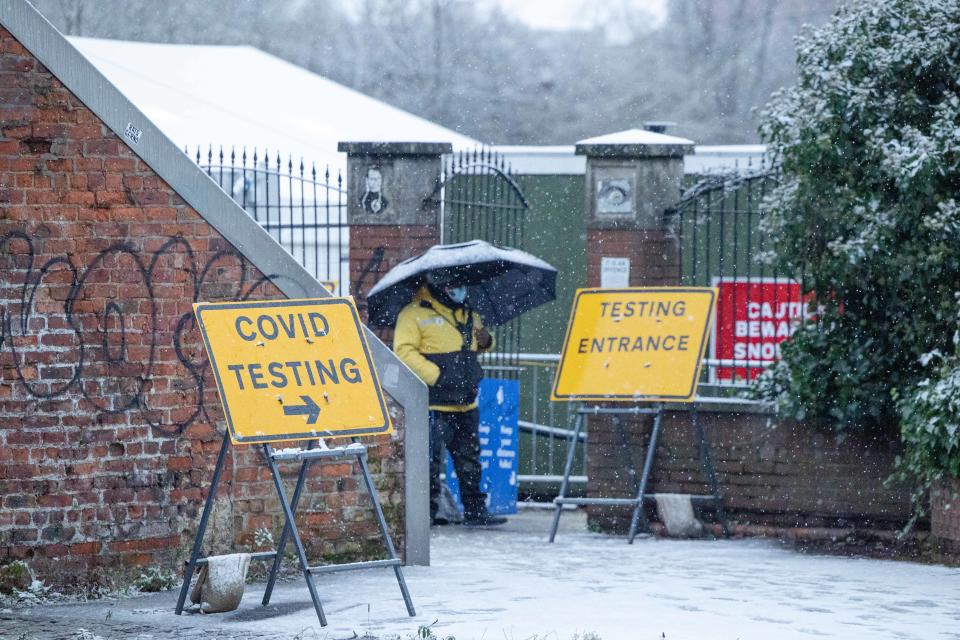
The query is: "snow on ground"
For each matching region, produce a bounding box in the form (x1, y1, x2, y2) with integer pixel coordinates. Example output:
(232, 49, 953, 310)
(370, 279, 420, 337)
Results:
(4, 509, 960, 640)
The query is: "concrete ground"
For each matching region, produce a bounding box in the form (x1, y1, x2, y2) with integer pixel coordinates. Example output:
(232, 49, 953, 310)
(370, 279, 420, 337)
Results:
(2, 508, 960, 640)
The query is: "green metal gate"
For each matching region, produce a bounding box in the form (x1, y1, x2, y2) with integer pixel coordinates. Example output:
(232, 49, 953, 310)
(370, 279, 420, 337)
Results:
(428, 147, 530, 377)
(666, 168, 807, 391)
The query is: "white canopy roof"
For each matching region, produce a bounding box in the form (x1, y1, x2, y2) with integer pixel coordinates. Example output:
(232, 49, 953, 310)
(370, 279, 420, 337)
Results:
(68, 37, 478, 172)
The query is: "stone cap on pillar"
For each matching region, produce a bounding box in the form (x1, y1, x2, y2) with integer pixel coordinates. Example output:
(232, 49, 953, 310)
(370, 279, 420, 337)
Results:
(575, 129, 694, 159)
(338, 141, 452, 157)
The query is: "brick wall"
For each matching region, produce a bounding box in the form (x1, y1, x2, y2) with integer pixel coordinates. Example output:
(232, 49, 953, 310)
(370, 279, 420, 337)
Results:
(0, 27, 405, 588)
(931, 476, 960, 552)
(586, 228, 678, 287)
(587, 409, 912, 534)
(350, 223, 439, 341)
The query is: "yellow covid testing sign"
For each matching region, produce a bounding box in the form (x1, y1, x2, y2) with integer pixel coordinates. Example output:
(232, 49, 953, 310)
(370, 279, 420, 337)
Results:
(194, 297, 391, 444)
(552, 287, 717, 402)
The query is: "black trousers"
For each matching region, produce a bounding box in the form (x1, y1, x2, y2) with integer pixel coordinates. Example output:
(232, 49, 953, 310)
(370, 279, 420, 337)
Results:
(430, 408, 486, 519)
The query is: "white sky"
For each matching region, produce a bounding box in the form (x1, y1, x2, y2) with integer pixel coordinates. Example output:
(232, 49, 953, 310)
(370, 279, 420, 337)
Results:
(490, 0, 667, 33)
(334, 1, 669, 43)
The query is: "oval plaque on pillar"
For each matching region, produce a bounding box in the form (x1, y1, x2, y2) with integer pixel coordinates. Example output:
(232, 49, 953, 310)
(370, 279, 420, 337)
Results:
(597, 178, 634, 216)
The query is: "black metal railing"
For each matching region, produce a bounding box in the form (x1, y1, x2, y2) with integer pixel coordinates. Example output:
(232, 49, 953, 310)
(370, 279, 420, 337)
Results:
(191, 146, 348, 294)
(431, 147, 530, 378)
(667, 166, 809, 391)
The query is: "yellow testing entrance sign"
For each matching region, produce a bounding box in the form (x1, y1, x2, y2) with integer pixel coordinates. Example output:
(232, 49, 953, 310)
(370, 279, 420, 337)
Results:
(551, 287, 717, 402)
(194, 297, 391, 444)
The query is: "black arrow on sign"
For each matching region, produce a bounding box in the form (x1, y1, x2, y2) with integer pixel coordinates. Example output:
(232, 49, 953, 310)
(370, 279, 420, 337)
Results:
(283, 395, 321, 425)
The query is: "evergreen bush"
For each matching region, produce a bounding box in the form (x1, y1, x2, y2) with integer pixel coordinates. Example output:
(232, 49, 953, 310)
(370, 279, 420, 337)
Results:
(756, 0, 960, 486)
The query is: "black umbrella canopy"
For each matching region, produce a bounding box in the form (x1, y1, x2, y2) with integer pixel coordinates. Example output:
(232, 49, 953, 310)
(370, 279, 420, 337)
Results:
(365, 240, 557, 328)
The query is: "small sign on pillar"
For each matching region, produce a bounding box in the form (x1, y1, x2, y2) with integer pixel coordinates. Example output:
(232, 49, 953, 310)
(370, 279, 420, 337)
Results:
(600, 257, 630, 288)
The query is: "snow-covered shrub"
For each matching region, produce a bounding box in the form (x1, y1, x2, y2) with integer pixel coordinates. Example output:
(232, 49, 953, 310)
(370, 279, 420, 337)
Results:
(0, 560, 32, 594)
(133, 567, 176, 593)
(756, 0, 960, 442)
(893, 300, 960, 497)
(253, 527, 275, 550)
(414, 624, 455, 640)
(896, 358, 960, 479)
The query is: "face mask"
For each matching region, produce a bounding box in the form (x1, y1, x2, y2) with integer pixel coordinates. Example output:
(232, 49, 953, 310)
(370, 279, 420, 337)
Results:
(446, 285, 467, 304)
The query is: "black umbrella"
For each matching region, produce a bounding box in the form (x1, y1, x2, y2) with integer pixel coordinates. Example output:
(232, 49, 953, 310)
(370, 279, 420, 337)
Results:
(365, 240, 557, 327)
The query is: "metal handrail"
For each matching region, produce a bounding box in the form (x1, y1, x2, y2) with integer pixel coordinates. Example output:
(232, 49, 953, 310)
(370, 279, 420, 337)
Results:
(520, 474, 587, 484)
(484, 352, 775, 369)
(481, 351, 775, 494)
(519, 420, 586, 440)
(480, 352, 559, 363)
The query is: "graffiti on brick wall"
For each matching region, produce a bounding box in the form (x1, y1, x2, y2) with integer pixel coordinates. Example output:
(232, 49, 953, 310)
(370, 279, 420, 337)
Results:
(0, 231, 302, 434)
(351, 245, 385, 302)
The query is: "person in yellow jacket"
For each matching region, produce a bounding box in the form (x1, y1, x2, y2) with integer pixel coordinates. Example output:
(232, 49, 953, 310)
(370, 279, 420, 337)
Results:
(393, 270, 507, 526)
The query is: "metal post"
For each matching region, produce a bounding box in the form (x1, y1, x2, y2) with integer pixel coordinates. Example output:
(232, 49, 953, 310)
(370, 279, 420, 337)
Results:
(627, 404, 664, 544)
(531, 366, 539, 475)
(613, 414, 640, 497)
(262, 441, 316, 606)
(356, 450, 416, 617)
(549, 411, 584, 543)
(693, 406, 731, 536)
(175, 430, 231, 615)
(263, 444, 327, 627)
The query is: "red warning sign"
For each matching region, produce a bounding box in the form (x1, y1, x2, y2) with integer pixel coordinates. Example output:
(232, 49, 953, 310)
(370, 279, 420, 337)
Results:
(712, 278, 812, 381)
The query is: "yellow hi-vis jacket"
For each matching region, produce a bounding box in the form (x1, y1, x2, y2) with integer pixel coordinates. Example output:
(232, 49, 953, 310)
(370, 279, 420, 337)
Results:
(393, 286, 493, 412)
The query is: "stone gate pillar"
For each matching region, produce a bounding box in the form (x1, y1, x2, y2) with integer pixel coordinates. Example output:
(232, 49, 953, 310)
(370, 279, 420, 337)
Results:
(576, 129, 693, 287)
(576, 129, 695, 533)
(338, 141, 451, 324)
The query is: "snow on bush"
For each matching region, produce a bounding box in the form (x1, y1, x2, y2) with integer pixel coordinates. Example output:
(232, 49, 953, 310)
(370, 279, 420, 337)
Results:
(132, 567, 176, 593)
(893, 301, 960, 503)
(755, 0, 960, 467)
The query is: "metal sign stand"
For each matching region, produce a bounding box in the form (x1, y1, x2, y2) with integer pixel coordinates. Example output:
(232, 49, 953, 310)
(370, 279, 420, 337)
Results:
(174, 432, 416, 626)
(549, 403, 730, 543)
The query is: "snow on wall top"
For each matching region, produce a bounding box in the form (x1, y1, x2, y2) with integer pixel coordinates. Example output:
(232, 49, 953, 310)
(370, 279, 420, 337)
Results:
(494, 144, 768, 175)
(576, 128, 695, 146)
(67, 37, 479, 172)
